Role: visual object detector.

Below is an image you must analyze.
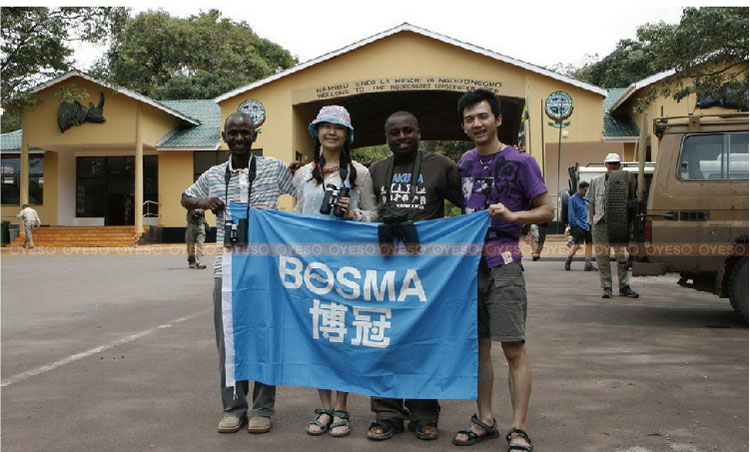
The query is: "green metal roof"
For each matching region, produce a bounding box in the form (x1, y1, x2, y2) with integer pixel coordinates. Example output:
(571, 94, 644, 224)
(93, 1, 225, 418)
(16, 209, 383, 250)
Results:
(0, 130, 23, 151)
(156, 100, 220, 149)
(603, 88, 639, 138)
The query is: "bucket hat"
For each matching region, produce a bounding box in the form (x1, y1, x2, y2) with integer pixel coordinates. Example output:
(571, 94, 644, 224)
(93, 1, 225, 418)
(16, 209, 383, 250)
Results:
(309, 105, 354, 144)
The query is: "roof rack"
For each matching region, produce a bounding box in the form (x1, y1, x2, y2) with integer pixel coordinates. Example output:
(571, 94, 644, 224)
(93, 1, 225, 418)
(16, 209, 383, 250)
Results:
(653, 112, 748, 139)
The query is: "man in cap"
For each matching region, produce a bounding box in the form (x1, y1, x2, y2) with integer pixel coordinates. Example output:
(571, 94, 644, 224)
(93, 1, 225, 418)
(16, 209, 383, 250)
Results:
(584, 153, 639, 298)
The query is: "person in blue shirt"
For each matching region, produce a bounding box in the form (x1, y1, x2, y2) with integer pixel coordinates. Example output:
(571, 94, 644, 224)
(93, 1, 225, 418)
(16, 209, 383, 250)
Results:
(565, 181, 597, 271)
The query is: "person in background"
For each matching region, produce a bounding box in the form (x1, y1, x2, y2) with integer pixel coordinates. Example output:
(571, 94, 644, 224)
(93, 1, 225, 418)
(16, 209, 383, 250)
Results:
(585, 153, 639, 298)
(185, 208, 207, 269)
(565, 181, 596, 271)
(17, 204, 41, 249)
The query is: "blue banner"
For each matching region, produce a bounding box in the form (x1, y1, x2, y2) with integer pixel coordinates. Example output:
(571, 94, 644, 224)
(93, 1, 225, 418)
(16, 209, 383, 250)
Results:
(222, 207, 488, 400)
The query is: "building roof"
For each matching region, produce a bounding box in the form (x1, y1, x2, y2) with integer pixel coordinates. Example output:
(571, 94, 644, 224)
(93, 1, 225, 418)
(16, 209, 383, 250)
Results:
(215, 22, 607, 103)
(29, 70, 201, 126)
(0, 130, 23, 151)
(603, 88, 640, 139)
(156, 100, 220, 150)
(608, 69, 676, 113)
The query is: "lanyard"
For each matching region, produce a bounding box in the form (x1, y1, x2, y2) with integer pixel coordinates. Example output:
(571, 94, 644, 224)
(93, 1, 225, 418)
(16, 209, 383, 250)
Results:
(224, 156, 257, 221)
(384, 150, 422, 216)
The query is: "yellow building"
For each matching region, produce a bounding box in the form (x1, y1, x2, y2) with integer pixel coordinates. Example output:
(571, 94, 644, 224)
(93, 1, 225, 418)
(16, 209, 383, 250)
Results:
(3, 23, 737, 242)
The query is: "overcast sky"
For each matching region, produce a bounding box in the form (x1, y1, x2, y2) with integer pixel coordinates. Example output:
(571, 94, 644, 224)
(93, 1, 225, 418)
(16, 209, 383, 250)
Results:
(70, 1, 741, 72)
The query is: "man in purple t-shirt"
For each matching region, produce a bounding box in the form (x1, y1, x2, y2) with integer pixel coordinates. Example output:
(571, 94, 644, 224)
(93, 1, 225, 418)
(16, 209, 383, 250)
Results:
(452, 89, 553, 451)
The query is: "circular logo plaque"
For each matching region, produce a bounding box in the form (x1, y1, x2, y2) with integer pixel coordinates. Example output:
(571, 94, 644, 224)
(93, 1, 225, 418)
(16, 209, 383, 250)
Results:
(544, 91, 574, 121)
(238, 99, 266, 128)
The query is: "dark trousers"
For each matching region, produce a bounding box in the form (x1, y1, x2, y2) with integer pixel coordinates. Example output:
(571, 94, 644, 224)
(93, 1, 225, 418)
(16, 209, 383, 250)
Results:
(371, 397, 440, 424)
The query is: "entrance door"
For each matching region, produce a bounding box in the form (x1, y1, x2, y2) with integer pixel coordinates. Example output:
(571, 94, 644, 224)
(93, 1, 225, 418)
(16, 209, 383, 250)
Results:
(76, 156, 157, 225)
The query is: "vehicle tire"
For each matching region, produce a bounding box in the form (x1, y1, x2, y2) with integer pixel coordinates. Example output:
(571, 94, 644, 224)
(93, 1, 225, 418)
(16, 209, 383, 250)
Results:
(605, 170, 630, 243)
(559, 188, 570, 226)
(729, 257, 748, 322)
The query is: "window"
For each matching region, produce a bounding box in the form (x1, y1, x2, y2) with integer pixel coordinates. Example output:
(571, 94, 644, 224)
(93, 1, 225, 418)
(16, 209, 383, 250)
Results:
(678, 132, 749, 181)
(193, 149, 263, 181)
(1, 154, 44, 205)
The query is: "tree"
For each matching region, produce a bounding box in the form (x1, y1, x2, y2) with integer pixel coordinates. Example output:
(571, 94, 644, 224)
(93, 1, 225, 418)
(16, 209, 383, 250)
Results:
(0, 7, 128, 122)
(554, 7, 748, 110)
(637, 7, 748, 107)
(94, 9, 297, 99)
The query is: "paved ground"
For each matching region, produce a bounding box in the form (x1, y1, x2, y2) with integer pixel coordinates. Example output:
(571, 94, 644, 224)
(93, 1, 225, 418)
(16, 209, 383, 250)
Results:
(1, 247, 747, 452)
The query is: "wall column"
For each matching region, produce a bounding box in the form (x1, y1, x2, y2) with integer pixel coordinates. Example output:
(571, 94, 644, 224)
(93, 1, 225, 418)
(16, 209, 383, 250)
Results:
(20, 134, 29, 206)
(134, 103, 144, 234)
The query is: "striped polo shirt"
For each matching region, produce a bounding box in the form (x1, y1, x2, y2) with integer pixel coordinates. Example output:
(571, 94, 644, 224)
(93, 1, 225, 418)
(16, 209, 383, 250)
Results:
(183, 155, 295, 276)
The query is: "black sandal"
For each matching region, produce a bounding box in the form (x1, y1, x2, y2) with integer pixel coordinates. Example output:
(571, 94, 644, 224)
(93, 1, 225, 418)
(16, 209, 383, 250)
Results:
(407, 419, 439, 440)
(367, 419, 403, 441)
(452, 414, 499, 446)
(305, 408, 332, 436)
(328, 410, 352, 437)
(505, 427, 533, 451)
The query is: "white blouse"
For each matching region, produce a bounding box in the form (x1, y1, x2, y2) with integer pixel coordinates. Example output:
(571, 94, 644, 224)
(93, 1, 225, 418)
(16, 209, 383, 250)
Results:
(292, 161, 378, 222)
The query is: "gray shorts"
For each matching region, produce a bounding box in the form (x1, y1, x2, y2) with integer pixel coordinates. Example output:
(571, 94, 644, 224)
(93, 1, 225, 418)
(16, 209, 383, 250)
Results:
(477, 260, 527, 342)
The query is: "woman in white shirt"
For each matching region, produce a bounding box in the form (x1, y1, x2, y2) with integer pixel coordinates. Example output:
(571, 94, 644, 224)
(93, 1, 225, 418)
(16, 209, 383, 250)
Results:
(294, 105, 376, 437)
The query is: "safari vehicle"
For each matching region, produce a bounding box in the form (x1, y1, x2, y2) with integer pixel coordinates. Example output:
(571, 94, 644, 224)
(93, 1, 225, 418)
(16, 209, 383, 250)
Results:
(628, 113, 749, 321)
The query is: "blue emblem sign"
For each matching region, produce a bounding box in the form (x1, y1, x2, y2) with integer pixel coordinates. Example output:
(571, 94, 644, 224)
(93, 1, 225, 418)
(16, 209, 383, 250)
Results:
(544, 90, 574, 122)
(238, 99, 266, 128)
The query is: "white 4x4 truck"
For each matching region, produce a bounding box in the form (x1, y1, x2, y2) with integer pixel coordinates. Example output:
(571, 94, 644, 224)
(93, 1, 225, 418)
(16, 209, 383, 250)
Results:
(626, 113, 748, 321)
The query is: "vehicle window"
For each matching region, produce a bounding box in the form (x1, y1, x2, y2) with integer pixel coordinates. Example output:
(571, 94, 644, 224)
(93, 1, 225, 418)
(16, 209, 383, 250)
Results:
(678, 132, 749, 181)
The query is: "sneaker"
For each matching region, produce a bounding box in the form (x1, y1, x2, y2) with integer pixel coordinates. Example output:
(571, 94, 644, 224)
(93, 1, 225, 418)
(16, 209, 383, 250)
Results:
(532, 255, 540, 261)
(248, 416, 271, 434)
(602, 287, 612, 298)
(619, 286, 640, 298)
(564, 257, 572, 271)
(195, 263, 207, 269)
(584, 261, 597, 271)
(218, 415, 247, 433)
(188, 263, 196, 269)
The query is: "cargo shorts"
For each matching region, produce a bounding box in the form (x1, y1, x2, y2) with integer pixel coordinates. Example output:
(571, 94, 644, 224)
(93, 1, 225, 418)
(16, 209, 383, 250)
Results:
(477, 260, 527, 342)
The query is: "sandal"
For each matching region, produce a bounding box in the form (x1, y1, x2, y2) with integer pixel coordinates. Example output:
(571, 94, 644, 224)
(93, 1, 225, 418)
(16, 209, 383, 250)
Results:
(305, 408, 332, 436)
(452, 414, 499, 446)
(328, 410, 352, 437)
(407, 419, 439, 440)
(367, 419, 403, 441)
(505, 427, 533, 451)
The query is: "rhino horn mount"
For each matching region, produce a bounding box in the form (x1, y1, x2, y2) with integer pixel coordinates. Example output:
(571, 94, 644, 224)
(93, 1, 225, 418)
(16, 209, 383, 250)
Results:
(57, 92, 106, 133)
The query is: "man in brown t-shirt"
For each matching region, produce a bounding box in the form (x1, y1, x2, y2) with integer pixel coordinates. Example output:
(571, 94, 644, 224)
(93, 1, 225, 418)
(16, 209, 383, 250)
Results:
(366, 111, 462, 441)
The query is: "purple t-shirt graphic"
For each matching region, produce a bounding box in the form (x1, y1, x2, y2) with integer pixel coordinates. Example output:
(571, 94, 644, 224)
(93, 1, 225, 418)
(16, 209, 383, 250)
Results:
(458, 145, 548, 268)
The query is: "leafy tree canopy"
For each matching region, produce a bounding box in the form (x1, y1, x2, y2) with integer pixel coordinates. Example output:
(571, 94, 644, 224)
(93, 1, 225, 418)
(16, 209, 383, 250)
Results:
(1, 6, 128, 131)
(93, 9, 298, 99)
(552, 7, 748, 110)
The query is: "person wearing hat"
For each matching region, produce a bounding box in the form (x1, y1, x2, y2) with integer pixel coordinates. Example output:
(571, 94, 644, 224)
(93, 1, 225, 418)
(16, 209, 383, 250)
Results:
(292, 105, 377, 438)
(584, 152, 639, 298)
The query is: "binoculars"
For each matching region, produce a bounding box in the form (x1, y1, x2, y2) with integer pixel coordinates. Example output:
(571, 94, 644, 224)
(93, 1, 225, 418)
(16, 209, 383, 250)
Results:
(378, 213, 420, 255)
(320, 184, 351, 217)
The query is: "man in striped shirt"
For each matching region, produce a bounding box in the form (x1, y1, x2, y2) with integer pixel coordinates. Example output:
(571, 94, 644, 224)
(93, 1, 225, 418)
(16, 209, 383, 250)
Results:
(182, 112, 295, 435)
